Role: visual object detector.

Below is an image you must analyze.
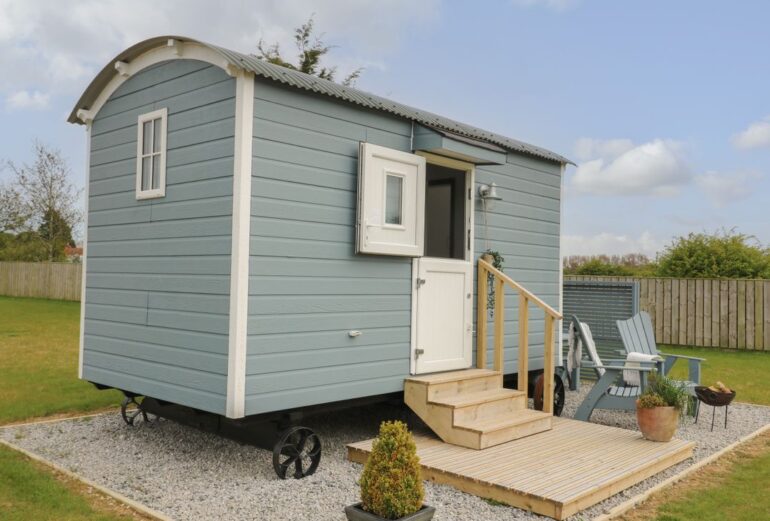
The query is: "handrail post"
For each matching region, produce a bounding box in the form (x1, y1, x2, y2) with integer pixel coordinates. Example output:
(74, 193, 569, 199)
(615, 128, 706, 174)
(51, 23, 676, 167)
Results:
(477, 262, 488, 369)
(518, 294, 529, 394)
(493, 278, 505, 372)
(543, 314, 555, 414)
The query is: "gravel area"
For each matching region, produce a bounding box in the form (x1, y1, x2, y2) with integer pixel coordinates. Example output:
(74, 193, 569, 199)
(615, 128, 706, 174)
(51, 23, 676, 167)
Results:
(2, 387, 768, 521)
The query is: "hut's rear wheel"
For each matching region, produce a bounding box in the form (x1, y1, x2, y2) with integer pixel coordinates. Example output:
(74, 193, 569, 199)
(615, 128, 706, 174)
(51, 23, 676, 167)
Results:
(533, 373, 566, 417)
(120, 396, 153, 426)
(272, 426, 322, 479)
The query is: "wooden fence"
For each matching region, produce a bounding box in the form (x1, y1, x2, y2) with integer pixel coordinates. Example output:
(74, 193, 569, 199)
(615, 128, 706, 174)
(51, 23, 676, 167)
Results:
(0, 262, 82, 301)
(565, 276, 770, 350)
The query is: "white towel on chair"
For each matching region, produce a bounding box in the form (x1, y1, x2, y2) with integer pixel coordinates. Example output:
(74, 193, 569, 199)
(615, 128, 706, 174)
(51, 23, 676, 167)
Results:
(623, 352, 659, 387)
(579, 323, 605, 377)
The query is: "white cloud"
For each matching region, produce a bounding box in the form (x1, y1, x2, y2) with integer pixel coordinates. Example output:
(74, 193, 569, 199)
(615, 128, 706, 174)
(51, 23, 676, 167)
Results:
(695, 170, 762, 208)
(570, 138, 692, 197)
(573, 137, 634, 162)
(563, 231, 663, 257)
(731, 116, 770, 150)
(510, 0, 579, 12)
(5, 89, 50, 110)
(0, 0, 439, 104)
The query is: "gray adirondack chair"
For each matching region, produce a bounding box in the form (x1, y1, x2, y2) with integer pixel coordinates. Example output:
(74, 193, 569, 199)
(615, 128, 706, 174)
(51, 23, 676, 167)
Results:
(616, 311, 705, 386)
(570, 315, 659, 422)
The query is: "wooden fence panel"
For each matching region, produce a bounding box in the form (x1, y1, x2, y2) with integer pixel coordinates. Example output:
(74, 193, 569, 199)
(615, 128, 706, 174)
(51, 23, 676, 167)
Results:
(565, 275, 770, 350)
(0, 262, 81, 301)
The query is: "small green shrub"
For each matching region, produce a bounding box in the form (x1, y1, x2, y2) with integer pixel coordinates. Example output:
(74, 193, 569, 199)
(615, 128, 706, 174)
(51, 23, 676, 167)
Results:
(638, 393, 667, 408)
(640, 372, 690, 413)
(359, 420, 424, 519)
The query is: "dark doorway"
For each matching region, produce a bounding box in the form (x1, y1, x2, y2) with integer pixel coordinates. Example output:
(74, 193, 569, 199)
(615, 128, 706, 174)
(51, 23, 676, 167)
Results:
(424, 164, 466, 259)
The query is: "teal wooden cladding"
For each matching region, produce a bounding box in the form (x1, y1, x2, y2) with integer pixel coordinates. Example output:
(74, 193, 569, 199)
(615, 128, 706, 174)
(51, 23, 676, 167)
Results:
(475, 156, 562, 374)
(246, 79, 413, 415)
(82, 59, 236, 415)
(80, 56, 564, 419)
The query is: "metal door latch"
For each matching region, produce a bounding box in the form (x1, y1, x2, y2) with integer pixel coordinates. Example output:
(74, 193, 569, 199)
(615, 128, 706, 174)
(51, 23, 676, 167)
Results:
(414, 348, 425, 360)
(415, 278, 426, 289)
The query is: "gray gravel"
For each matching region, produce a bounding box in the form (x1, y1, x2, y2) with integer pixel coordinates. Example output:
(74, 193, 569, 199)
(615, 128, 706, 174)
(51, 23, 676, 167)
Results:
(2, 387, 768, 521)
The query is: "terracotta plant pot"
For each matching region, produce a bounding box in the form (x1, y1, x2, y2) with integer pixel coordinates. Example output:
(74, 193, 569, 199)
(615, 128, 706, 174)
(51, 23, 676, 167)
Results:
(344, 503, 436, 521)
(636, 400, 679, 442)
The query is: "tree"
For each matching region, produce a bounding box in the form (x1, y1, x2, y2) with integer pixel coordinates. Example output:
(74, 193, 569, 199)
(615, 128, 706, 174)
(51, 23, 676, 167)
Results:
(656, 230, 770, 279)
(255, 15, 363, 86)
(570, 258, 634, 276)
(1, 141, 82, 261)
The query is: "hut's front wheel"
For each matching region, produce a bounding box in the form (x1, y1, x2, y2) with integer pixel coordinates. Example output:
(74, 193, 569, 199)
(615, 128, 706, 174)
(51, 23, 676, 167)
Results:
(120, 396, 152, 426)
(272, 426, 322, 479)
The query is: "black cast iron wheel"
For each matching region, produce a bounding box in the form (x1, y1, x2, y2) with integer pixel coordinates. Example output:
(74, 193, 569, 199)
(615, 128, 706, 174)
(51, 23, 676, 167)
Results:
(120, 396, 152, 426)
(272, 426, 322, 479)
(533, 373, 566, 417)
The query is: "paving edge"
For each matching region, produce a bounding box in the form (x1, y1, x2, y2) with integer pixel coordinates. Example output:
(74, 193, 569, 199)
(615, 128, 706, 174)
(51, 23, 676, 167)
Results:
(0, 438, 175, 521)
(594, 422, 770, 521)
(0, 410, 117, 429)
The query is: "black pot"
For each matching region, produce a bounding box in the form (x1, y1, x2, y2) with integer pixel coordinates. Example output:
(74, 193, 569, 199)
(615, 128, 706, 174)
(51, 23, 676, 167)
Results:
(344, 503, 436, 521)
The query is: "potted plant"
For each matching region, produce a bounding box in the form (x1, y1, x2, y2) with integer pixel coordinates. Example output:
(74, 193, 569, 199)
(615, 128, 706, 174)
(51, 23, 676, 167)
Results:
(636, 372, 690, 442)
(345, 420, 435, 521)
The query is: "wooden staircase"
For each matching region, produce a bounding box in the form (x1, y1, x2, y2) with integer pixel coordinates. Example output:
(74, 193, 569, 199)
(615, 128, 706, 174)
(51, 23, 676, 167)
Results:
(404, 368, 553, 450)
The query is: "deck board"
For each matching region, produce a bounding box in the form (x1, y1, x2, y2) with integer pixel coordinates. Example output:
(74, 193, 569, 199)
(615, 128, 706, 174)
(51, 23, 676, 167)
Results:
(347, 417, 694, 520)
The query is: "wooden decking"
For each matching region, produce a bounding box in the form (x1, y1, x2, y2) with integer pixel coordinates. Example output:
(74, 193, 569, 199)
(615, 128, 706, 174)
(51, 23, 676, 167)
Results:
(347, 417, 694, 520)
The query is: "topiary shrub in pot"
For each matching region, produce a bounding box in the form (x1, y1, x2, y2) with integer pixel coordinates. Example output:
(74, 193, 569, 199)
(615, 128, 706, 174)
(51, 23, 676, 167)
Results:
(636, 372, 690, 442)
(345, 420, 435, 521)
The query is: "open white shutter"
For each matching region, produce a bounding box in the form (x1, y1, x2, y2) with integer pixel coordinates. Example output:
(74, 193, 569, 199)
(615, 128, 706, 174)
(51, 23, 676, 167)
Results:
(356, 143, 425, 256)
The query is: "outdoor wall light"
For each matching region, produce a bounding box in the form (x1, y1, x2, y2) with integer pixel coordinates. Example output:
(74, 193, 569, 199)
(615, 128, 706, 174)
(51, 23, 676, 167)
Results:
(478, 182, 502, 201)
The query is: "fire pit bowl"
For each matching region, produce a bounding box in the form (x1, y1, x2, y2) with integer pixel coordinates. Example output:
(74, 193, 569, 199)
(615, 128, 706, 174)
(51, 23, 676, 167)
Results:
(694, 386, 736, 407)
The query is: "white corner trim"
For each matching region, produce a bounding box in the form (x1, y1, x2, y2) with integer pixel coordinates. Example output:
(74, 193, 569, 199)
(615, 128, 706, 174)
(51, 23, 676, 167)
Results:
(78, 122, 92, 379)
(82, 42, 239, 122)
(225, 71, 254, 419)
(558, 163, 565, 367)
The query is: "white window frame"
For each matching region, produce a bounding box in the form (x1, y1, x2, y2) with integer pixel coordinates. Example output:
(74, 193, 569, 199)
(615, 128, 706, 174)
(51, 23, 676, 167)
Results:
(135, 108, 168, 200)
(382, 170, 406, 230)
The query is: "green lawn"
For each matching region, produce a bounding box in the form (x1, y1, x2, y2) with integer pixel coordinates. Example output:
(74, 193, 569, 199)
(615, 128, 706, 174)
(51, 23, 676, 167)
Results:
(652, 434, 770, 521)
(0, 443, 137, 521)
(0, 296, 121, 425)
(662, 345, 770, 405)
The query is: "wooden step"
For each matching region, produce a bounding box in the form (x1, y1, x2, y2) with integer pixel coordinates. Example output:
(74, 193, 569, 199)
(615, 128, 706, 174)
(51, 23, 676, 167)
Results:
(404, 368, 552, 450)
(454, 409, 553, 449)
(407, 369, 502, 401)
(430, 388, 527, 424)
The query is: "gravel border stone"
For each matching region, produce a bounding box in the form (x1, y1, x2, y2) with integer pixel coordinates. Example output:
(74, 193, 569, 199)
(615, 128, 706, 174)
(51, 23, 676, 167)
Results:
(2, 387, 768, 521)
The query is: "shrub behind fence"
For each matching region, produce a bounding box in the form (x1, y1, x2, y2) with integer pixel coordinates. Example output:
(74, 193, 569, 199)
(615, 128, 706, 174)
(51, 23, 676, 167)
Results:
(0, 262, 82, 301)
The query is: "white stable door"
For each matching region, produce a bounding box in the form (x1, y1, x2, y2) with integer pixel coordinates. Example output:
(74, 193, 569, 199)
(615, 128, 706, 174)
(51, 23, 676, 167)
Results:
(414, 257, 473, 374)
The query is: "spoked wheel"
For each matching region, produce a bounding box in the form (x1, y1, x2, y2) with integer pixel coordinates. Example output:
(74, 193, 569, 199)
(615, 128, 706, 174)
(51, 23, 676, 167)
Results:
(120, 395, 153, 426)
(272, 426, 322, 479)
(533, 373, 566, 417)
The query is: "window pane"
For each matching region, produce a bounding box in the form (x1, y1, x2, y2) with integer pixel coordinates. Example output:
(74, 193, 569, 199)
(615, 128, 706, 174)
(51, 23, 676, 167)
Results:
(142, 156, 152, 191)
(153, 118, 162, 153)
(142, 121, 152, 154)
(152, 155, 161, 189)
(385, 175, 403, 225)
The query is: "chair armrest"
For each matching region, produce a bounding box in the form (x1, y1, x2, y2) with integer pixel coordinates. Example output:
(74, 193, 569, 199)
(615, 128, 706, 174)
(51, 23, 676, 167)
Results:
(658, 352, 706, 362)
(584, 362, 656, 371)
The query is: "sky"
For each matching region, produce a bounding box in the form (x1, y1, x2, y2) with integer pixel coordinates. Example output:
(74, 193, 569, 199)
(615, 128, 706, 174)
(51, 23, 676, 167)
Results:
(1, 0, 768, 258)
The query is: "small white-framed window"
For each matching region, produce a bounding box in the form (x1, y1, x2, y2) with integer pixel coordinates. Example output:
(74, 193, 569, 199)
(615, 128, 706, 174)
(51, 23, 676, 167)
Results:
(135, 108, 167, 200)
(384, 172, 405, 227)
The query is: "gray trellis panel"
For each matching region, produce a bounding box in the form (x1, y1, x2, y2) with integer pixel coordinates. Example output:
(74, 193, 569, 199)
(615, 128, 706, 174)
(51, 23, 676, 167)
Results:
(562, 280, 639, 378)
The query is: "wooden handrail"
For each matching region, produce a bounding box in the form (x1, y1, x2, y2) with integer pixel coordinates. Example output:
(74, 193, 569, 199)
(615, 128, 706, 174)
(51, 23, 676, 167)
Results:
(478, 259, 562, 319)
(477, 257, 560, 414)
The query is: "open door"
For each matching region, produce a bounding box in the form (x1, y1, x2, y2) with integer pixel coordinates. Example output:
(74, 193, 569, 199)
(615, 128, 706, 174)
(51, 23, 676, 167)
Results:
(413, 160, 474, 374)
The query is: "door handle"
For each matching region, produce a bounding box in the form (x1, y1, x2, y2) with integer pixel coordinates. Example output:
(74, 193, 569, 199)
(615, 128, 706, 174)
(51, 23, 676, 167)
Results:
(415, 278, 426, 289)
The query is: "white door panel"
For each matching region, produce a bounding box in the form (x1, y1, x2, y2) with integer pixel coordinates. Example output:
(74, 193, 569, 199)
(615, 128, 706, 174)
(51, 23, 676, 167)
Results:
(414, 258, 473, 374)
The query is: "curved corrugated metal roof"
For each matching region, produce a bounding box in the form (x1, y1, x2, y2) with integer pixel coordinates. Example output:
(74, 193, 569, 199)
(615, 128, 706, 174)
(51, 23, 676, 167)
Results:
(69, 36, 571, 165)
